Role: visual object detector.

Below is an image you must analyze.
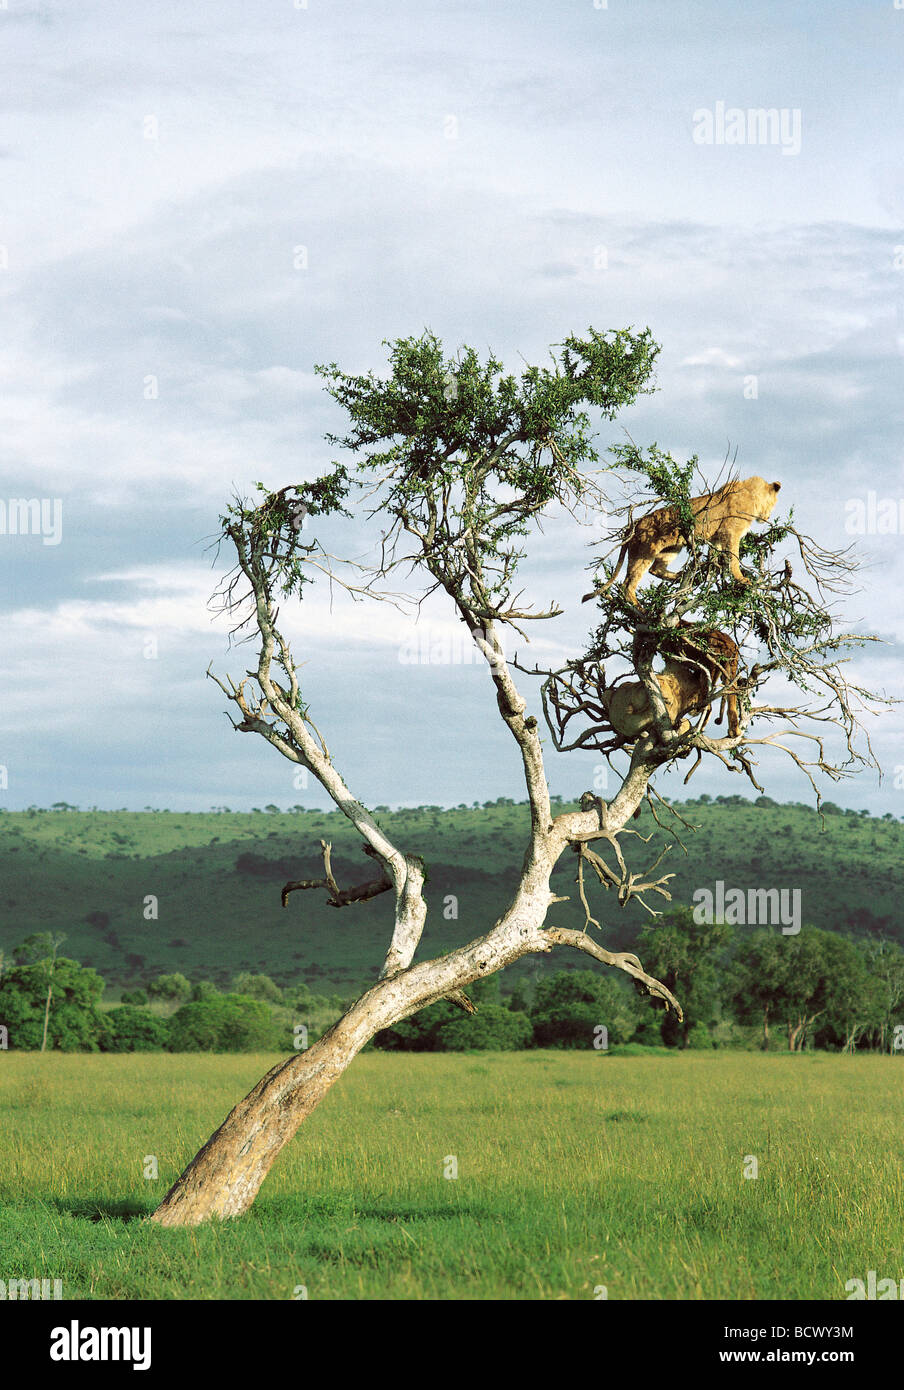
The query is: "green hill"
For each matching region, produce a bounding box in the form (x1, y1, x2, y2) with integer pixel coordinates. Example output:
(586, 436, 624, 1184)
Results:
(0, 800, 900, 994)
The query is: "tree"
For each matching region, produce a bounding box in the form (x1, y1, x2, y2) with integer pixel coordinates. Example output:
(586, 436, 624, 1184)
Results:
(232, 972, 283, 1003)
(147, 972, 192, 1004)
(530, 969, 641, 1047)
(728, 929, 791, 1049)
(372, 999, 460, 1052)
(437, 1002, 532, 1051)
(380, 973, 534, 1050)
(12, 932, 68, 1052)
(103, 1006, 170, 1052)
(817, 935, 884, 1053)
(0, 953, 105, 1051)
(636, 910, 729, 1047)
(150, 328, 885, 1226)
(736, 928, 868, 1053)
(861, 938, 904, 1053)
(190, 980, 220, 1002)
(120, 988, 149, 1006)
(168, 995, 282, 1052)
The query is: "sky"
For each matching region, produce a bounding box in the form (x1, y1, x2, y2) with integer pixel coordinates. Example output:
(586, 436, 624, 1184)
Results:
(0, 0, 902, 814)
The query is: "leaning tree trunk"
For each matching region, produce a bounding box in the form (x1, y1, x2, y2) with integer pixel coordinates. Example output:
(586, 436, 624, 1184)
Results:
(150, 784, 679, 1226)
(151, 1012, 370, 1224)
(151, 493, 682, 1227)
(152, 870, 557, 1225)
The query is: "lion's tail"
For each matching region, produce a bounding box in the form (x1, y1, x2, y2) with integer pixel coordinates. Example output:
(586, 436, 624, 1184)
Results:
(582, 539, 629, 603)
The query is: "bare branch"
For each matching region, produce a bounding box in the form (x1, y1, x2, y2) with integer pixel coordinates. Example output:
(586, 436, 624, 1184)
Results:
(281, 842, 393, 910)
(542, 927, 683, 1018)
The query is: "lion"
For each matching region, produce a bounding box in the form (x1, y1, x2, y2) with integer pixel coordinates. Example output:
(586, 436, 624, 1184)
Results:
(602, 627, 741, 741)
(583, 476, 781, 606)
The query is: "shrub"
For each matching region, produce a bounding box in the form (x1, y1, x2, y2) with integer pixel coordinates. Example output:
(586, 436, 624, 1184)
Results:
(530, 970, 640, 1049)
(686, 1022, 717, 1050)
(147, 973, 191, 1003)
(120, 989, 148, 1006)
(232, 972, 283, 1003)
(168, 994, 282, 1052)
(103, 1006, 170, 1052)
(373, 1001, 460, 1051)
(0, 957, 106, 1051)
(436, 1003, 533, 1051)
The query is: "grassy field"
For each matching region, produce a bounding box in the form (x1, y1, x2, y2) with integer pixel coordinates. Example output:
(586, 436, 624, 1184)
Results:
(1, 1051, 901, 1300)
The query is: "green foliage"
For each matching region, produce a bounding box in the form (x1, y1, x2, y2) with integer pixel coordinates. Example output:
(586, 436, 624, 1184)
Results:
(232, 972, 283, 1003)
(530, 970, 641, 1048)
(1, 806, 902, 1050)
(815, 934, 885, 1050)
(120, 989, 148, 1006)
(190, 980, 220, 1002)
(636, 908, 730, 1047)
(235, 327, 660, 627)
(685, 1022, 717, 1050)
(102, 1006, 170, 1053)
(283, 982, 314, 1010)
(12, 931, 67, 965)
(609, 440, 698, 529)
(147, 973, 192, 1003)
(861, 938, 904, 1050)
(468, 974, 501, 1005)
(507, 983, 531, 1013)
(727, 929, 790, 1047)
(729, 927, 890, 1052)
(168, 994, 283, 1053)
(373, 1000, 461, 1052)
(374, 994, 533, 1052)
(0, 956, 105, 1051)
(318, 327, 659, 495)
(436, 1003, 532, 1051)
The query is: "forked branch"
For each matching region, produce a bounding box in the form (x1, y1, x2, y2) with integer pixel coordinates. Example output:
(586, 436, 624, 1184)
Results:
(281, 841, 393, 910)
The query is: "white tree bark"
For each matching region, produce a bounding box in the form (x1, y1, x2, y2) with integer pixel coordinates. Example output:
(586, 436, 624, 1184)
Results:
(151, 529, 680, 1226)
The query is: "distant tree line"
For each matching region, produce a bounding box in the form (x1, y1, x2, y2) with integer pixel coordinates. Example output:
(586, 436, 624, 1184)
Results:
(2, 914, 902, 1055)
(1, 797, 898, 817)
(0, 936, 347, 1054)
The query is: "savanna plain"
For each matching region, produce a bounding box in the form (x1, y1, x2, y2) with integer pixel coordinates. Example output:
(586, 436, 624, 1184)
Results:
(2, 1050, 899, 1300)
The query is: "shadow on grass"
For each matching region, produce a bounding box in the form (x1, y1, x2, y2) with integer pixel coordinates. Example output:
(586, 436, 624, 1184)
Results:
(45, 1193, 513, 1229)
(49, 1197, 150, 1223)
(257, 1194, 512, 1226)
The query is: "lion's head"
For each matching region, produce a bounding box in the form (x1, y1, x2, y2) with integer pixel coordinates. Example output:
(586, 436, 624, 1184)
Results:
(746, 476, 781, 522)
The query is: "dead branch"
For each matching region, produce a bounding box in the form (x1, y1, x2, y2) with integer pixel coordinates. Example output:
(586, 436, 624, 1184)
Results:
(281, 841, 393, 910)
(542, 927, 683, 1018)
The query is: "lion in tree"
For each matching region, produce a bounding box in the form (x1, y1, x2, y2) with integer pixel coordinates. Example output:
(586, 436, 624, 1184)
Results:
(602, 626, 741, 741)
(584, 475, 781, 606)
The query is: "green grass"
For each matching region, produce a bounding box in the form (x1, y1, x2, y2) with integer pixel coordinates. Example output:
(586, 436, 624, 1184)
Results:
(1, 1051, 901, 1300)
(0, 802, 901, 992)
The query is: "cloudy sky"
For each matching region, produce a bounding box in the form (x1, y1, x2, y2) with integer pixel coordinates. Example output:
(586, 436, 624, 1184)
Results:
(1, 0, 902, 814)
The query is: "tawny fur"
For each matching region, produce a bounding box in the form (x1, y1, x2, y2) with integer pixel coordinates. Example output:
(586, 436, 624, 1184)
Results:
(603, 628, 741, 741)
(585, 476, 781, 606)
